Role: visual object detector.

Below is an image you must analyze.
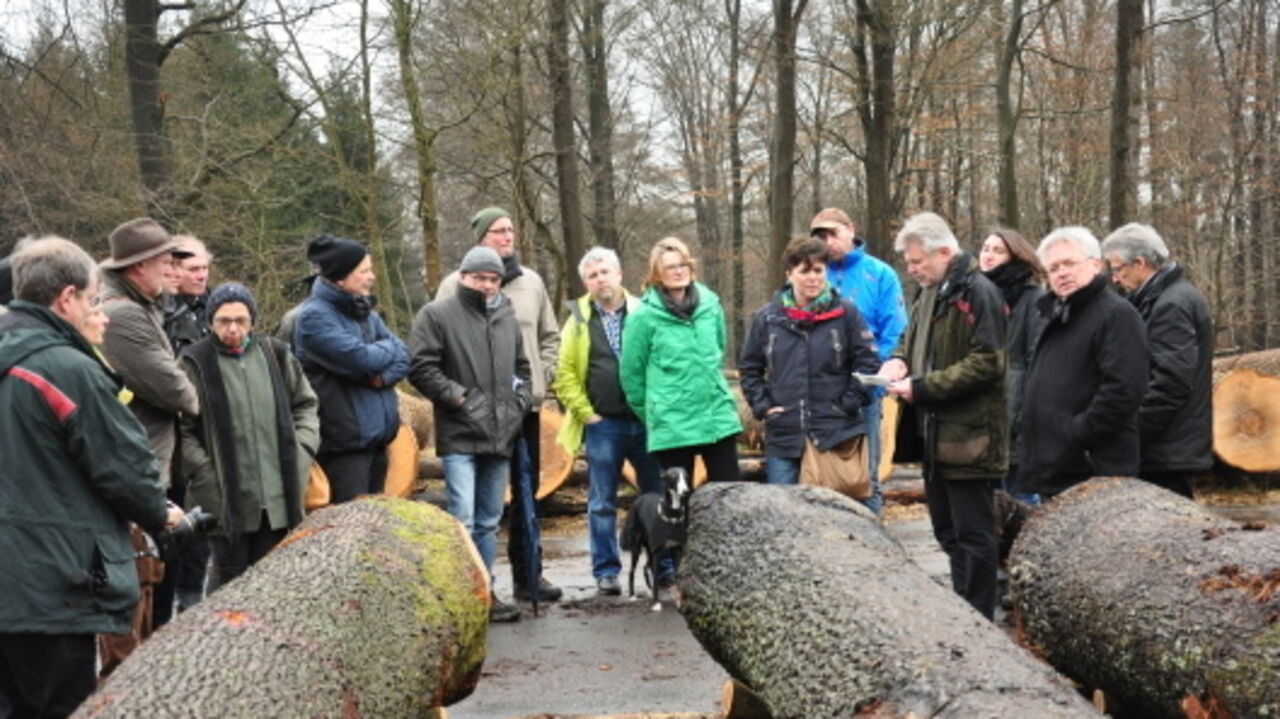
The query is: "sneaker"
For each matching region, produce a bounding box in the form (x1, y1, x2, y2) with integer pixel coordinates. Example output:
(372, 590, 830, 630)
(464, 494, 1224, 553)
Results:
(596, 575, 622, 596)
(489, 593, 521, 623)
(513, 576, 563, 602)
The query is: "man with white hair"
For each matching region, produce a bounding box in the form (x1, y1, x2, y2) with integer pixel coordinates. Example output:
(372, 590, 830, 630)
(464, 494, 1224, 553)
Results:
(1101, 223, 1212, 498)
(1019, 226, 1148, 496)
(878, 211, 1007, 619)
(553, 247, 664, 596)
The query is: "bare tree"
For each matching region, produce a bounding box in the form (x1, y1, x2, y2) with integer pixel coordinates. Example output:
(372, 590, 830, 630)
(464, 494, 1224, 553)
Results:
(1109, 0, 1142, 229)
(548, 0, 587, 271)
(768, 0, 808, 284)
(581, 0, 619, 250)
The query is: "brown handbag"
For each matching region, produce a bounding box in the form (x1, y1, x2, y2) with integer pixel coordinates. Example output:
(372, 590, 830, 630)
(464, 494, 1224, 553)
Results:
(799, 435, 872, 500)
(305, 461, 331, 511)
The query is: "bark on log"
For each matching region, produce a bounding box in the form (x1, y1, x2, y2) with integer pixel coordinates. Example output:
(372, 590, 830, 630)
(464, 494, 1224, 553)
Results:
(1212, 349, 1280, 472)
(1009, 477, 1280, 718)
(679, 483, 1099, 718)
(74, 497, 489, 718)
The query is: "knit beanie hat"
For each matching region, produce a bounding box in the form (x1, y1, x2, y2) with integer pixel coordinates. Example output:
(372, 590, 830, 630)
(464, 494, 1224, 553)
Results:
(459, 246, 504, 276)
(205, 282, 258, 325)
(307, 234, 368, 281)
(469, 207, 511, 244)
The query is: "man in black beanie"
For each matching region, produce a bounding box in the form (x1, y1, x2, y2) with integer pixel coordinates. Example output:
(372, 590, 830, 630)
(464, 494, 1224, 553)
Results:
(293, 235, 410, 503)
(435, 208, 562, 604)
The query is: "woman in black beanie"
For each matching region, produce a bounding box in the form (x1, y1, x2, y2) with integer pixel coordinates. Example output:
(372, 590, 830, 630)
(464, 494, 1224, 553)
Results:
(292, 235, 410, 502)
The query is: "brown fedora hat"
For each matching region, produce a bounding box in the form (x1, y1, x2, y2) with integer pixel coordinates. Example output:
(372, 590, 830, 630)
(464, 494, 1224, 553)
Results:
(100, 217, 193, 270)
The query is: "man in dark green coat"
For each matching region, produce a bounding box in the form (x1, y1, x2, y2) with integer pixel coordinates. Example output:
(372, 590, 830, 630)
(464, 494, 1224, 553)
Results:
(880, 212, 1008, 620)
(0, 237, 181, 717)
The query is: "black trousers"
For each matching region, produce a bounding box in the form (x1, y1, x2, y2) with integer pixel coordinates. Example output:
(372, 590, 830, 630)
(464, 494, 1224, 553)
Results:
(207, 523, 290, 593)
(0, 632, 95, 719)
(508, 411, 544, 586)
(320, 445, 390, 504)
(925, 475, 998, 620)
(651, 433, 742, 483)
(1141, 471, 1194, 499)
(153, 484, 211, 628)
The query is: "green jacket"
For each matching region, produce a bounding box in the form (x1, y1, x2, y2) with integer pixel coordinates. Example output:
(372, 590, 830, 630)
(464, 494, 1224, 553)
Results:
(620, 283, 742, 453)
(0, 302, 169, 635)
(180, 336, 320, 538)
(893, 253, 1009, 481)
(553, 291, 641, 453)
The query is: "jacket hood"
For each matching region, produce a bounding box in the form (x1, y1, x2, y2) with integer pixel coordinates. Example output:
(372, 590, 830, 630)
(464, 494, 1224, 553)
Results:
(830, 238, 870, 270)
(0, 301, 96, 373)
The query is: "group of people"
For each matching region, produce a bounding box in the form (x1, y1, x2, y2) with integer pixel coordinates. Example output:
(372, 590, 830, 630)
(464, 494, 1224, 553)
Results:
(0, 199, 1212, 717)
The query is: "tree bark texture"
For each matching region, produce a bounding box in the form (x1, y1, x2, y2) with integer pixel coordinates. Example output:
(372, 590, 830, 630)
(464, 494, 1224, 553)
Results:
(1009, 478, 1280, 718)
(851, 0, 897, 257)
(1211, 349, 1280, 472)
(678, 483, 1100, 719)
(123, 0, 169, 209)
(1109, 0, 1142, 230)
(582, 0, 619, 252)
(73, 497, 489, 718)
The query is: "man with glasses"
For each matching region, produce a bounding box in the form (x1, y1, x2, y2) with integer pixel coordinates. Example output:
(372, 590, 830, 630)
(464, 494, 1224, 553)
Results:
(410, 246, 532, 622)
(0, 237, 182, 717)
(1018, 226, 1148, 498)
(435, 207, 562, 607)
(1101, 224, 1212, 498)
(812, 208, 906, 515)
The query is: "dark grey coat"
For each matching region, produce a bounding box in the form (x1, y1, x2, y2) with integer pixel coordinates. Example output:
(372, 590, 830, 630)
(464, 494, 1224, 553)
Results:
(408, 285, 531, 456)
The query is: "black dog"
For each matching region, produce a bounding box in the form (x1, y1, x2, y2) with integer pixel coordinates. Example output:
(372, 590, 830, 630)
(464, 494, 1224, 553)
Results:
(620, 467, 691, 610)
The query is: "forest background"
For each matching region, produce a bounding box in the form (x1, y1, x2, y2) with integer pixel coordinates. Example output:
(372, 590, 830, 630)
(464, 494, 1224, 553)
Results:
(1, 0, 1275, 359)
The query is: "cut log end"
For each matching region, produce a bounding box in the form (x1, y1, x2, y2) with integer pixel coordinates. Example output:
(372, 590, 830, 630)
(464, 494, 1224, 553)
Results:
(1213, 362, 1280, 472)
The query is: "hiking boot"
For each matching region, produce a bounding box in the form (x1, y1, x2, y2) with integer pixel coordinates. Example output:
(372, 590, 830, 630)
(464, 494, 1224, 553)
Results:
(489, 593, 521, 623)
(514, 576, 563, 602)
(596, 575, 621, 596)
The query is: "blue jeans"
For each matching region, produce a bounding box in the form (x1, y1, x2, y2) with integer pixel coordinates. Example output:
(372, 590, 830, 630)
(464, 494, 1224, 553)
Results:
(585, 417, 663, 579)
(442, 453, 509, 576)
(765, 455, 800, 485)
(863, 396, 884, 515)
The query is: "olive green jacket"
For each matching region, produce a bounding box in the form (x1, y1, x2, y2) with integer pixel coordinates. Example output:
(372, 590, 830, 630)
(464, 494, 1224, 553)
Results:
(893, 253, 1008, 480)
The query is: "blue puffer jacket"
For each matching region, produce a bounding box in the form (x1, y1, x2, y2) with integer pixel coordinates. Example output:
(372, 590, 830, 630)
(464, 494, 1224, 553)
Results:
(826, 239, 907, 361)
(293, 280, 409, 453)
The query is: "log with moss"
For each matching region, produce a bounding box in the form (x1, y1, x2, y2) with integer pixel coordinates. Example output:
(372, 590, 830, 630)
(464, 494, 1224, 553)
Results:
(74, 496, 490, 718)
(1009, 477, 1280, 718)
(678, 483, 1099, 718)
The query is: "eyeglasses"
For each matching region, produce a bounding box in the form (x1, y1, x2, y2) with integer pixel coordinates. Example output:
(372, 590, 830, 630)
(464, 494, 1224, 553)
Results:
(213, 317, 252, 328)
(662, 262, 691, 273)
(486, 227, 515, 236)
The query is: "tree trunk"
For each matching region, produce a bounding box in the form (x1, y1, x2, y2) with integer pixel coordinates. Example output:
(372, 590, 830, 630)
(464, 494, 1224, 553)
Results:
(995, 0, 1023, 228)
(767, 0, 807, 286)
(123, 0, 169, 214)
(852, 0, 896, 257)
(1108, 0, 1142, 229)
(73, 497, 489, 717)
(726, 0, 748, 354)
(1212, 348, 1280, 471)
(390, 0, 443, 292)
(679, 483, 1100, 718)
(582, 0, 619, 251)
(1009, 478, 1280, 718)
(548, 0, 586, 272)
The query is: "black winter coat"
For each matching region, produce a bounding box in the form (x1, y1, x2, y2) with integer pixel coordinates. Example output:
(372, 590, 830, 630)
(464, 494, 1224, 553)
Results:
(739, 289, 880, 458)
(408, 285, 532, 456)
(1128, 265, 1214, 473)
(1018, 274, 1148, 494)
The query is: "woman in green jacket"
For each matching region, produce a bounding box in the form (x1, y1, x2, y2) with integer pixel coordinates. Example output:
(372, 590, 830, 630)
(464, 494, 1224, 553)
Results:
(621, 237, 743, 482)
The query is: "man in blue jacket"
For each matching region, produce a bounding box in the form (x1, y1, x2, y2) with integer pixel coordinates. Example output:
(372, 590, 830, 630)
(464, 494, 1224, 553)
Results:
(294, 235, 410, 503)
(813, 208, 907, 514)
(0, 237, 182, 717)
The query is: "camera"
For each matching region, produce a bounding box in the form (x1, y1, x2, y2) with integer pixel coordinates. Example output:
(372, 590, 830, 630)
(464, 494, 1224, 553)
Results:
(156, 506, 218, 562)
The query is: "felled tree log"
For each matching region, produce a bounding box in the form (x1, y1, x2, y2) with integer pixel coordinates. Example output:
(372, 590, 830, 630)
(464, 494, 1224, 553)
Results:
(679, 483, 1099, 718)
(1212, 348, 1280, 471)
(74, 497, 489, 718)
(1009, 477, 1280, 718)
